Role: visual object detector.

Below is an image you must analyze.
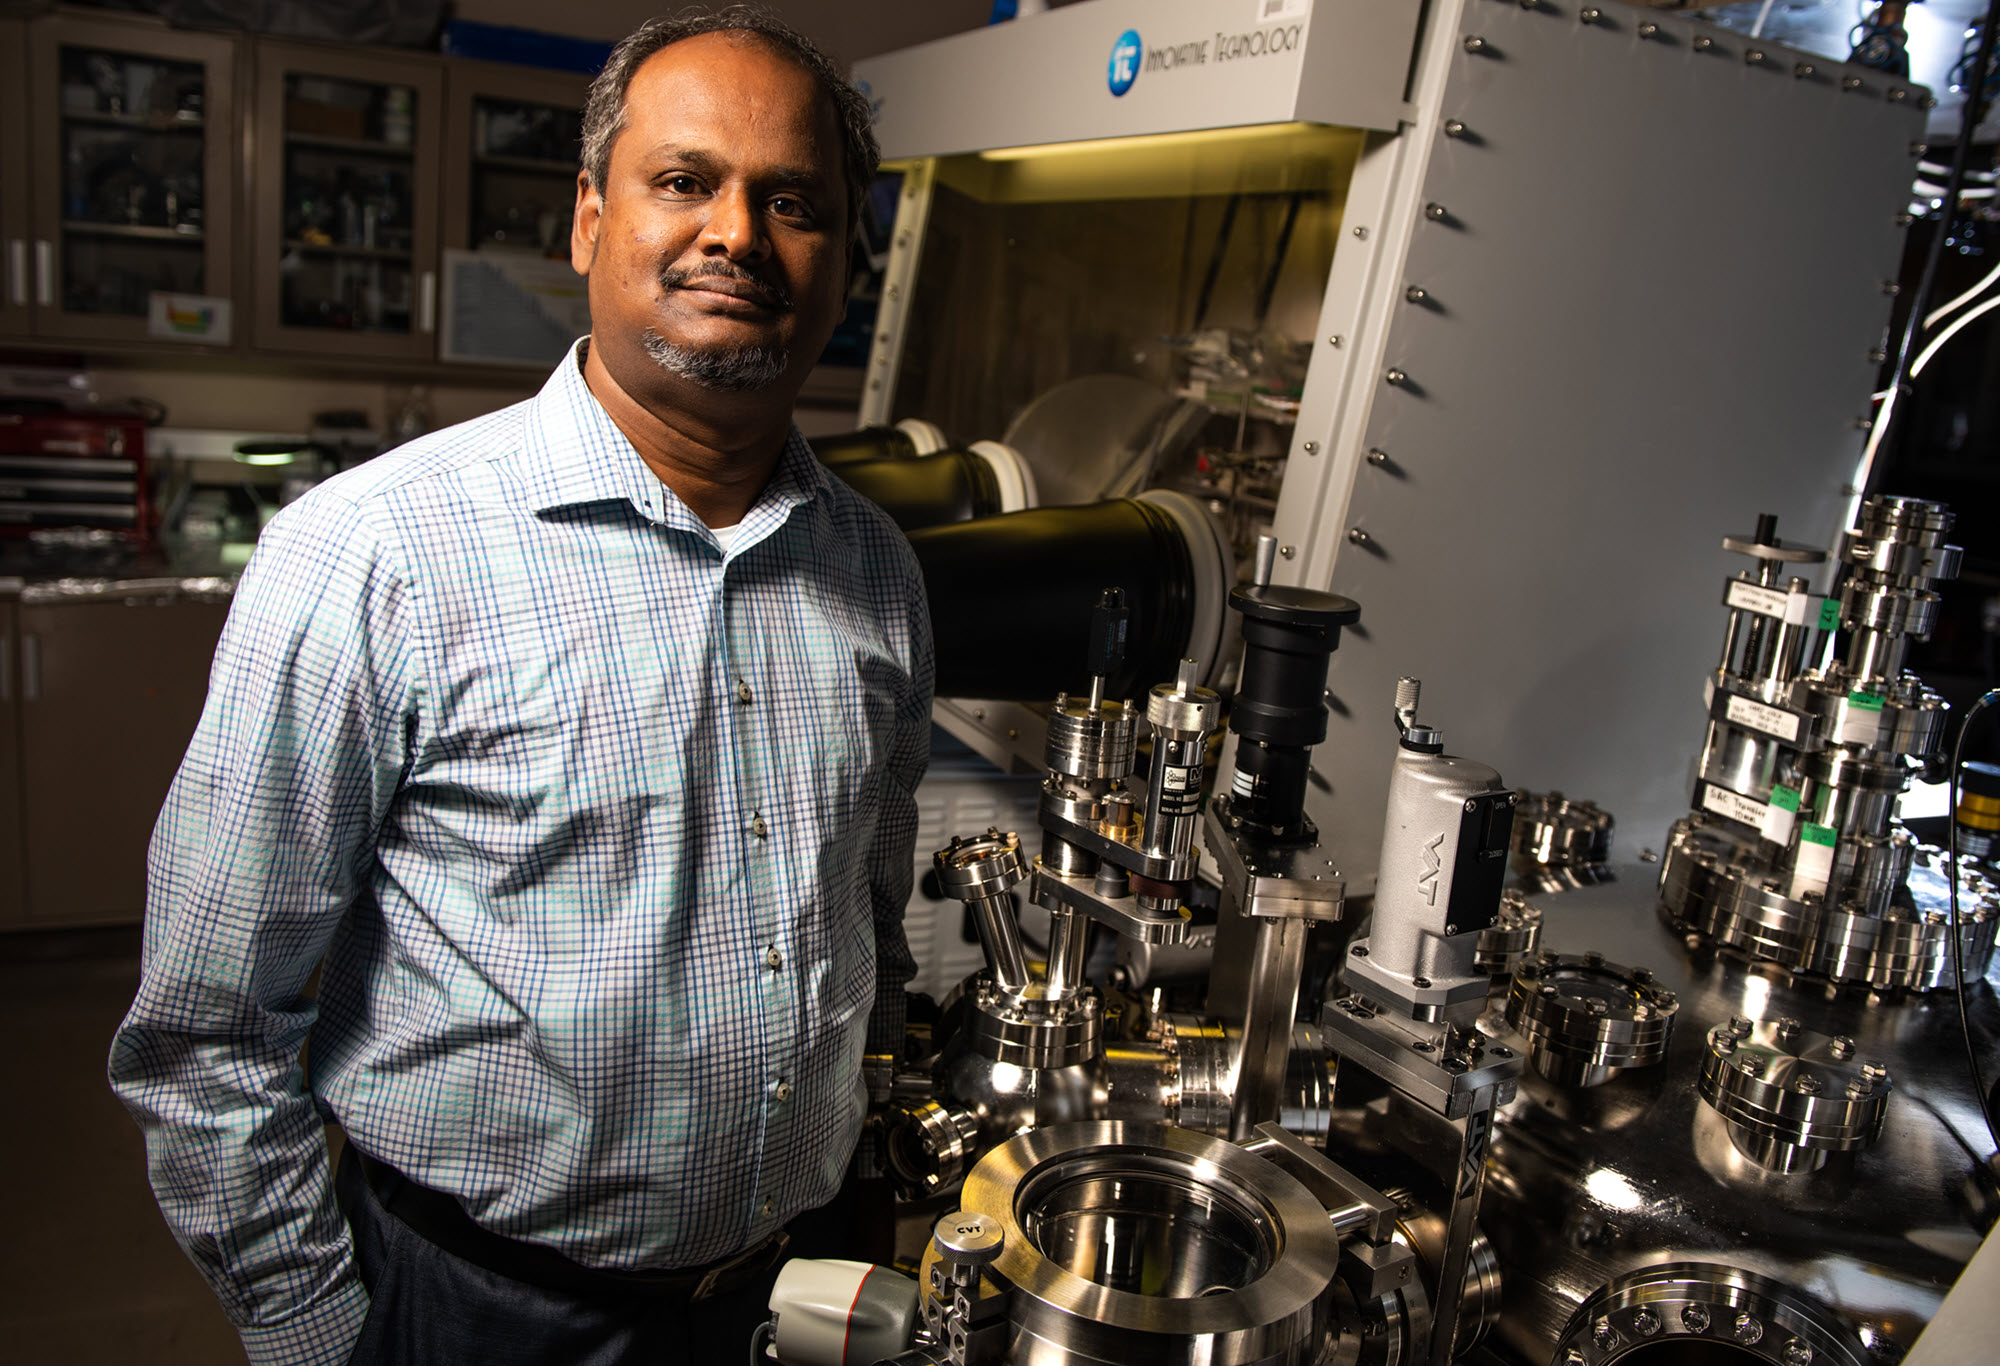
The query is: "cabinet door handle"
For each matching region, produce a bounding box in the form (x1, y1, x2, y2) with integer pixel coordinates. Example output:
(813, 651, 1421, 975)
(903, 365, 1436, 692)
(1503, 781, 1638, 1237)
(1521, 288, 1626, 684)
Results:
(33, 240, 53, 308)
(418, 270, 436, 334)
(19, 633, 38, 702)
(5, 240, 24, 308)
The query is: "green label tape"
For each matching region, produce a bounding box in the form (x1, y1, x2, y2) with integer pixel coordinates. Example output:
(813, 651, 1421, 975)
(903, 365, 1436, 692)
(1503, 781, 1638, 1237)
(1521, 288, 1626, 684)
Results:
(1802, 822, 1838, 848)
(1770, 784, 1801, 812)
(1818, 598, 1840, 631)
(1848, 690, 1886, 711)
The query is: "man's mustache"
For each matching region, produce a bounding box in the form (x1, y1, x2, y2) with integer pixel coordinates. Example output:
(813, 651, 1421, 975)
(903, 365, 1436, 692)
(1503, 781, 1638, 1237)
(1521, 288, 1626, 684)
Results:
(660, 263, 792, 312)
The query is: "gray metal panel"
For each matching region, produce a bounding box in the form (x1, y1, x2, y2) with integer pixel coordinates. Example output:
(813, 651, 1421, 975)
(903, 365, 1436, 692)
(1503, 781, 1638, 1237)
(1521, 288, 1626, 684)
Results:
(853, 0, 1419, 159)
(1302, 1, 1926, 891)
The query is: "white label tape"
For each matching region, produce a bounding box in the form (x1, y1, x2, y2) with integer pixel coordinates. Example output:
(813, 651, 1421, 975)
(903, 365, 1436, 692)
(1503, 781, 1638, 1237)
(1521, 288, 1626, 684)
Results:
(1790, 831, 1836, 900)
(1701, 784, 1767, 830)
(1724, 693, 1802, 743)
(1726, 580, 1792, 619)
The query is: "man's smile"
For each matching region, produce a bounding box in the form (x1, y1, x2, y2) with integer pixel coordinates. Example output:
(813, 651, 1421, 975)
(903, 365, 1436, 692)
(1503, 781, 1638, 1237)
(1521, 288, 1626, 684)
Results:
(662, 264, 792, 316)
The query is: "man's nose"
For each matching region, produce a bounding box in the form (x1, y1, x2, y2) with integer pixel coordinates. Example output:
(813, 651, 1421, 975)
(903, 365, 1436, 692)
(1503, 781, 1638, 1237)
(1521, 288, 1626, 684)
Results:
(700, 186, 768, 261)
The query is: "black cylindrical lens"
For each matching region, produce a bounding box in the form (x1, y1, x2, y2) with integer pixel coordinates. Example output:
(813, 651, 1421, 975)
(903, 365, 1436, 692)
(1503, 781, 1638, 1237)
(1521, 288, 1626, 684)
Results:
(1225, 583, 1360, 840)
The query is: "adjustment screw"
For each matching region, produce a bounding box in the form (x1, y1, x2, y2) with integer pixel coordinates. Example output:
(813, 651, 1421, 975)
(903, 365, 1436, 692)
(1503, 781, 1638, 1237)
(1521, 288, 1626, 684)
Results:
(1463, 35, 1488, 54)
(1424, 202, 1449, 221)
(1406, 285, 1429, 304)
(1683, 1304, 1712, 1334)
(1444, 119, 1467, 137)
(1734, 1313, 1765, 1346)
(1352, 944, 1370, 957)
(1633, 1307, 1662, 1337)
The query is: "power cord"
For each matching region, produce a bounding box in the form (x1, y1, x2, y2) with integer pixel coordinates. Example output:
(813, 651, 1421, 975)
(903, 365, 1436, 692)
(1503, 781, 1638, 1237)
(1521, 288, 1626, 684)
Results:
(1948, 688, 2000, 1155)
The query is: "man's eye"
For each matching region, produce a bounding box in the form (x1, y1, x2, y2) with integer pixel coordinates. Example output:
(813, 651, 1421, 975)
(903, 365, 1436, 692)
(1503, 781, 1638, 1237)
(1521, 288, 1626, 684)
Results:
(769, 196, 812, 221)
(662, 174, 703, 195)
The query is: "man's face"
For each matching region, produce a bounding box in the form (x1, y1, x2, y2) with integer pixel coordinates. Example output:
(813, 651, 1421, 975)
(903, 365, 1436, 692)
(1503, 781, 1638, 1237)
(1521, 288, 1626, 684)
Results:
(573, 33, 850, 399)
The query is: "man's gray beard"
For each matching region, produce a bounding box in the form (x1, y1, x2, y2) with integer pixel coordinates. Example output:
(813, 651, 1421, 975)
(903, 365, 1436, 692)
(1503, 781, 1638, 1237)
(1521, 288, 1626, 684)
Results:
(641, 329, 789, 392)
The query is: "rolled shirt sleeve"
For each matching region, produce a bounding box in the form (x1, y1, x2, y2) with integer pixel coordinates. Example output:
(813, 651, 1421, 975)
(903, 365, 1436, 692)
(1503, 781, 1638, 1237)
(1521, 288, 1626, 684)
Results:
(107, 489, 422, 1366)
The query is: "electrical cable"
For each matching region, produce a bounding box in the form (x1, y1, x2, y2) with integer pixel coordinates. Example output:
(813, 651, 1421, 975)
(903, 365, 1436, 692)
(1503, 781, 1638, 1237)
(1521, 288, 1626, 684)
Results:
(1857, 0, 2000, 506)
(1947, 688, 2000, 1156)
(749, 1318, 774, 1366)
(1911, 291, 2000, 376)
(1925, 253, 2000, 328)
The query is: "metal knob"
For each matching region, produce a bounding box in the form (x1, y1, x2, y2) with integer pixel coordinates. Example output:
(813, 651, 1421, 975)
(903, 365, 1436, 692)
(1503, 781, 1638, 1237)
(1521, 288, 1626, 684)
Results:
(933, 1211, 1004, 1267)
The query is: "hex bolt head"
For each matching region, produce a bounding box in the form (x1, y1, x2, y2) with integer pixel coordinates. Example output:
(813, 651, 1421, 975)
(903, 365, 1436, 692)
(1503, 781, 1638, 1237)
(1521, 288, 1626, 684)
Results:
(1775, 1017, 1801, 1041)
(1444, 119, 1467, 137)
(1633, 1308, 1662, 1337)
(1593, 1317, 1618, 1350)
(1730, 1015, 1754, 1037)
(1846, 1079, 1872, 1099)
(1828, 1036, 1855, 1060)
(1584, 950, 1605, 967)
(1714, 1032, 1738, 1054)
(1587, 999, 1610, 1016)
(1424, 202, 1449, 221)
(1785, 1340, 1815, 1365)
(1738, 1055, 1766, 1075)
(1683, 1304, 1712, 1334)
(1463, 35, 1488, 53)
(1860, 1062, 1890, 1083)
(1794, 1073, 1823, 1095)
(1734, 1313, 1764, 1345)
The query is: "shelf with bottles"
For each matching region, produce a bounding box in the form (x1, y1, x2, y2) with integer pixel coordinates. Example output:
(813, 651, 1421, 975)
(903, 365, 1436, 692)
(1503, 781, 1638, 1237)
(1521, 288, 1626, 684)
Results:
(278, 252, 414, 334)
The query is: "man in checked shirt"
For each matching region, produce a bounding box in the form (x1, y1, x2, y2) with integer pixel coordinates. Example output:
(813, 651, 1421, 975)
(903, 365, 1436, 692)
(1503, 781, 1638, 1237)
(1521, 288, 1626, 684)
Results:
(108, 9, 931, 1363)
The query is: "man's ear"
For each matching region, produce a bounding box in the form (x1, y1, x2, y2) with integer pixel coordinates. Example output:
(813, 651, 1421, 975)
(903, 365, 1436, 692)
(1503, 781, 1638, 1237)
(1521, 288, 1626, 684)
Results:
(571, 171, 602, 275)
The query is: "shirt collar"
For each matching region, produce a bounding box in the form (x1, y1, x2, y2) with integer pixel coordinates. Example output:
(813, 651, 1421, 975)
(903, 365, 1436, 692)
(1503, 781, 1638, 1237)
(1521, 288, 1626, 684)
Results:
(521, 339, 832, 535)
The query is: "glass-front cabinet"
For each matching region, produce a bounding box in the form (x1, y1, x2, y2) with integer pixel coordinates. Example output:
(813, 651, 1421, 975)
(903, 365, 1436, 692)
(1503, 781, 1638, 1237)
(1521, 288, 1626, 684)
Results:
(22, 13, 238, 346)
(250, 41, 441, 359)
(438, 61, 589, 371)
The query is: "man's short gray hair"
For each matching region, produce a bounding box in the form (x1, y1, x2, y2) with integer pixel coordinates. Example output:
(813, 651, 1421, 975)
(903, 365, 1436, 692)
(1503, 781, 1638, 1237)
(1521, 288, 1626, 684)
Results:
(580, 5, 881, 237)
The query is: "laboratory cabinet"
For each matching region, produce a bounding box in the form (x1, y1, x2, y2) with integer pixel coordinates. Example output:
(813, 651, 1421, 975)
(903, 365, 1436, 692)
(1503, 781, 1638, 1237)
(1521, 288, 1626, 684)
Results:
(0, 589, 228, 929)
(8, 11, 240, 349)
(248, 39, 445, 360)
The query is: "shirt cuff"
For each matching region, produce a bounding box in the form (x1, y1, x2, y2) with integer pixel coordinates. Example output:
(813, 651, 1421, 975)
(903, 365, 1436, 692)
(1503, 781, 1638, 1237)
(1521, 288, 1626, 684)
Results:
(238, 1280, 370, 1366)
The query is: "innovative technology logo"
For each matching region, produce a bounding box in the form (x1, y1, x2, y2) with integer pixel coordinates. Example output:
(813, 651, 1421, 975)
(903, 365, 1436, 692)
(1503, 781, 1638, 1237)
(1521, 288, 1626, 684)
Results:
(1108, 29, 1141, 96)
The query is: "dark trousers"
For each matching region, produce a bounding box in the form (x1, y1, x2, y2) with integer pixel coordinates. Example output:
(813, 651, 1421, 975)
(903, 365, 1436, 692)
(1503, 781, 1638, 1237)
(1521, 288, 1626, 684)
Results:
(334, 1148, 877, 1365)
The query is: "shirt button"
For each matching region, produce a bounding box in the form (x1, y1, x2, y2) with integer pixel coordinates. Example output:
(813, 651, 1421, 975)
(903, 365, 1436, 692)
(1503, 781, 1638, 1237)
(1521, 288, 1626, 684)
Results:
(774, 1080, 793, 1102)
(751, 814, 769, 840)
(759, 1196, 776, 1219)
(764, 945, 783, 971)
(736, 680, 754, 704)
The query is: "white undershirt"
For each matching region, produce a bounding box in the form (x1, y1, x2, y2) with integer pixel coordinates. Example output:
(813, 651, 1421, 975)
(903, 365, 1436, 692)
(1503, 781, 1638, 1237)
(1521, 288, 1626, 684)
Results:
(710, 523, 741, 553)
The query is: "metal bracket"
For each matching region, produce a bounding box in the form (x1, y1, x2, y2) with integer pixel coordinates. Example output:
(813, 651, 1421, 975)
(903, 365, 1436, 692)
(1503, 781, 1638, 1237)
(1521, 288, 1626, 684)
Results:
(1203, 805, 1347, 921)
(1039, 798, 1201, 883)
(1029, 861, 1193, 943)
(1319, 995, 1521, 1119)
(1242, 1121, 1398, 1242)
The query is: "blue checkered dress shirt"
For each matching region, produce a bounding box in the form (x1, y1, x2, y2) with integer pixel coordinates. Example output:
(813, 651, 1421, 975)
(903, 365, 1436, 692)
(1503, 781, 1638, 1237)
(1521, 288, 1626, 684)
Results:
(107, 343, 932, 1366)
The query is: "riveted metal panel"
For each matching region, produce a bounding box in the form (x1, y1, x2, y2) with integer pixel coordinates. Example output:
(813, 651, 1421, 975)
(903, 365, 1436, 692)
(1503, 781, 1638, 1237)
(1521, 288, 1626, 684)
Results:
(1286, 0, 1926, 891)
